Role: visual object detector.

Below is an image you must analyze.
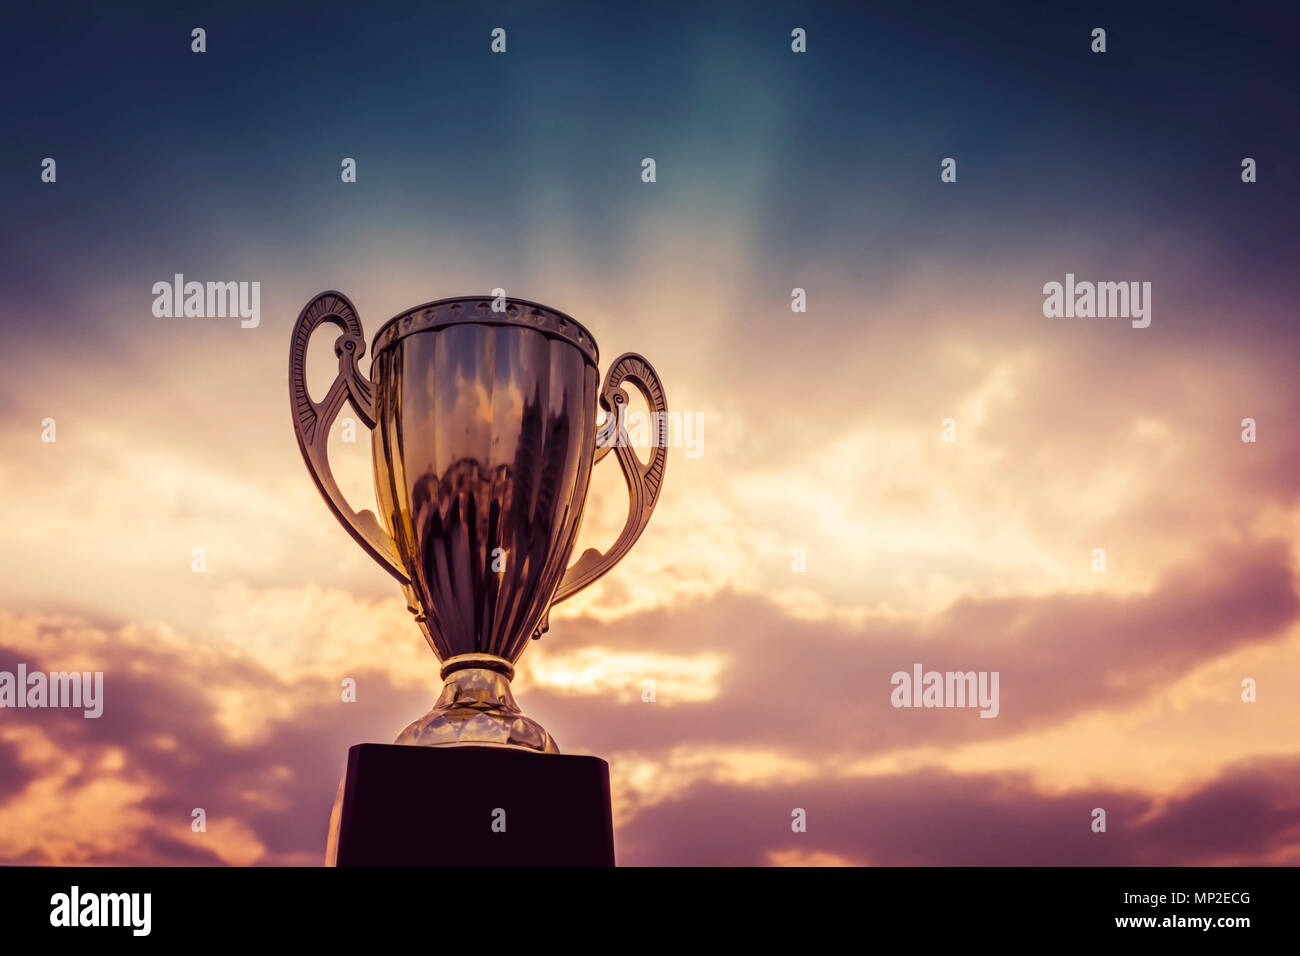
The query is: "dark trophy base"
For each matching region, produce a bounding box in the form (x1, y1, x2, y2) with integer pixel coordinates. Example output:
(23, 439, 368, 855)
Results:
(326, 743, 615, 866)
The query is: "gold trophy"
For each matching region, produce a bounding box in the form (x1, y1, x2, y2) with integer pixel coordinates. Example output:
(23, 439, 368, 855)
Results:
(290, 291, 667, 755)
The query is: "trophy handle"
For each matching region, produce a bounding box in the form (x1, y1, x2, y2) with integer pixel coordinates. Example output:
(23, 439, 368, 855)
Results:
(289, 291, 410, 586)
(551, 353, 667, 607)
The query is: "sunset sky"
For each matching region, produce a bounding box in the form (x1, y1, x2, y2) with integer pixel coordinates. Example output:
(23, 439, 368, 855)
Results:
(2, 2, 1298, 865)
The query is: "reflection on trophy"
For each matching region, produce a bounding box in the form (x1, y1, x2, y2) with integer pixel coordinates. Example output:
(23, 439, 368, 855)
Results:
(290, 291, 666, 865)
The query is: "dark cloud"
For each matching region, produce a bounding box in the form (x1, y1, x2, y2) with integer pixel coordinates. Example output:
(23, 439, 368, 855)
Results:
(1133, 757, 1300, 864)
(0, 626, 437, 864)
(533, 537, 1297, 756)
(0, 737, 35, 806)
(0, 533, 1294, 865)
(617, 757, 1300, 866)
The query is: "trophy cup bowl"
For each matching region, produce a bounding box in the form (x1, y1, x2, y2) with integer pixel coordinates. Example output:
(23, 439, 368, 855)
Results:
(290, 292, 666, 755)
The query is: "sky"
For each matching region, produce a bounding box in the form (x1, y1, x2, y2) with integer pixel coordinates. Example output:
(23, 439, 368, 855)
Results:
(1, 1, 1299, 865)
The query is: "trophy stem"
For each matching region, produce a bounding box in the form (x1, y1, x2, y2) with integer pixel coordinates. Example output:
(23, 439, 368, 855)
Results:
(395, 655, 559, 754)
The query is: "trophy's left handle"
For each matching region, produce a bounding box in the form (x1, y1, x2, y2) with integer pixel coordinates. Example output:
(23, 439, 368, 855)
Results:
(289, 291, 410, 586)
(550, 352, 667, 607)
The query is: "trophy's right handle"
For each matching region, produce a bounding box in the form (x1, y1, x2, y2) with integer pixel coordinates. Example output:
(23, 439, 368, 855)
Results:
(289, 291, 410, 586)
(550, 353, 667, 607)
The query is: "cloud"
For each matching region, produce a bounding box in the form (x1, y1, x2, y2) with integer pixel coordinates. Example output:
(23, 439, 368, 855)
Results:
(0, 612, 432, 865)
(533, 535, 1298, 757)
(618, 757, 1300, 866)
(1, 526, 1294, 865)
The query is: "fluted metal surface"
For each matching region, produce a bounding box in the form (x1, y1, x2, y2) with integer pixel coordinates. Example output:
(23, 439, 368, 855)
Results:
(371, 322, 598, 664)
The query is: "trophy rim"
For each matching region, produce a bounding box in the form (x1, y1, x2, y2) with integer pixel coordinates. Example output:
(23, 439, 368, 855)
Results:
(371, 296, 599, 366)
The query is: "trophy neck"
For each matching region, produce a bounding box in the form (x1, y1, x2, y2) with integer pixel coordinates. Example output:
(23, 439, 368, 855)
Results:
(440, 653, 515, 682)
